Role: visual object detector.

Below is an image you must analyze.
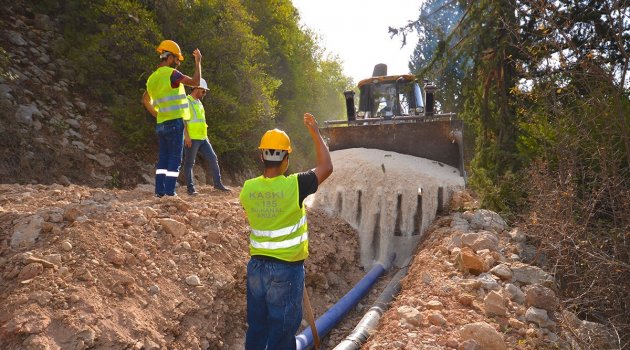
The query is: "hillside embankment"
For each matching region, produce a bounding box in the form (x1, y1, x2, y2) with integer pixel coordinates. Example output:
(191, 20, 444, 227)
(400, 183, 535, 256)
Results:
(1, 5, 159, 188)
(1, 184, 618, 349)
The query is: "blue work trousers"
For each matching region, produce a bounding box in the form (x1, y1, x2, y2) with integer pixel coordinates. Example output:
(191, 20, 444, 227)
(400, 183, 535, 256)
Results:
(183, 138, 223, 189)
(155, 118, 184, 196)
(245, 258, 304, 350)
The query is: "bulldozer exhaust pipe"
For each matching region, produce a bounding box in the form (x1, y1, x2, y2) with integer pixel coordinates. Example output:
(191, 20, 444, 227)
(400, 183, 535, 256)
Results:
(344, 90, 356, 122)
(372, 63, 387, 77)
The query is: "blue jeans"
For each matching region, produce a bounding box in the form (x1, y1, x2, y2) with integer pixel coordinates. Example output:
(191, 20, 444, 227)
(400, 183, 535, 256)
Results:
(246, 258, 304, 350)
(155, 118, 184, 196)
(183, 138, 224, 189)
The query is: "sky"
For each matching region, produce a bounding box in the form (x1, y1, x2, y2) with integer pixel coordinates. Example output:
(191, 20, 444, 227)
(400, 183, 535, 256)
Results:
(292, 0, 422, 85)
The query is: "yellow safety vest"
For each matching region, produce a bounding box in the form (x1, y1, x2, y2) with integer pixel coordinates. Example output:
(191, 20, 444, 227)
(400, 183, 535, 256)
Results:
(146, 66, 190, 124)
(186, 95, 208, 140)
(239, 174, 309, 262)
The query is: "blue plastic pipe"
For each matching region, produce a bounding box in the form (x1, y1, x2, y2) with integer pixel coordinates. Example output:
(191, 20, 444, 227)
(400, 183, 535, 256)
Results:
(296, 263, 386, 350)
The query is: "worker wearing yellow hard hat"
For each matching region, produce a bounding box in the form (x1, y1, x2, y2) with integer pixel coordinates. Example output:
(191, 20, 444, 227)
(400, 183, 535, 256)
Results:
(141, 39, 203, 197)
(239, 113, 333, 349)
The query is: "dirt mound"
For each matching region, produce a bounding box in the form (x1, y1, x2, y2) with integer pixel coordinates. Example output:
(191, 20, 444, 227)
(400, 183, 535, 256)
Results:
(0, 184, 365, 349)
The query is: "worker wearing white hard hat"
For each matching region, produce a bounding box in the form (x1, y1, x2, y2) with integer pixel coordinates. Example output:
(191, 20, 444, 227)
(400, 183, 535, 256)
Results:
(183, 78, 230, 194)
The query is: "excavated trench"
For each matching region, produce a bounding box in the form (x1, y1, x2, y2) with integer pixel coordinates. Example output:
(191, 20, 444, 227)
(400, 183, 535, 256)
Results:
(302, 148, 465, 348)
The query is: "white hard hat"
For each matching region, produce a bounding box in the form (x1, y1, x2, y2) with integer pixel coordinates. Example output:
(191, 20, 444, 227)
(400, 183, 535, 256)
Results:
(195, 78, 208, 90)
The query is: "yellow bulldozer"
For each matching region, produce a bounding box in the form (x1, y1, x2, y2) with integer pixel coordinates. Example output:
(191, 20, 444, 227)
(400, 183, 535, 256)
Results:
(322, 63, 465, 178)
(310, 64, 466, 268)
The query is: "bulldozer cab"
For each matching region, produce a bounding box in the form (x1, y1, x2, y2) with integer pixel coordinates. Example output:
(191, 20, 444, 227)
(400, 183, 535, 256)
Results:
(357, 75, 422, 119)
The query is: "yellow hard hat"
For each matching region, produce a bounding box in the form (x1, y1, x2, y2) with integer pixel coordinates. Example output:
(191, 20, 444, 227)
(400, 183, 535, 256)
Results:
(156, 40, 184, 61)
(259, 129, 292, 153)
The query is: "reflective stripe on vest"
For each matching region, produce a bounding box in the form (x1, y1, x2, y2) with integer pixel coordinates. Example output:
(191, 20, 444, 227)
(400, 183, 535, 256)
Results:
(146, 66, 191, 124)
(186, 95, 208, 140)
(239, 174, 308, 262)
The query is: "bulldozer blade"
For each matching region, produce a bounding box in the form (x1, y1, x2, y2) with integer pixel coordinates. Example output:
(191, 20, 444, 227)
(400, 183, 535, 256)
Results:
(320, 119, 465, 178)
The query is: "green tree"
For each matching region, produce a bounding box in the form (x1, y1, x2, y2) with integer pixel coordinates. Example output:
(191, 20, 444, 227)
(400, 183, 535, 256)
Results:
(242, 0, 351, 170)
(147, 0, 280, 168)
(408, 0, 466, 112)
(46, 0, 162, 150)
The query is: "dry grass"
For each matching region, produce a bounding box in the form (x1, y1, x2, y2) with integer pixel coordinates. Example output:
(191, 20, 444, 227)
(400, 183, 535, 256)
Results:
(520, 160, 629, 349)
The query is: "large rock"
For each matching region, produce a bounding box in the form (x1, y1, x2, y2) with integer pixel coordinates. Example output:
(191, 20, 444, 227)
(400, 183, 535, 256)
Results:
(461, 231, 499, 252)
(160, 218, 187, 238)
(525, 306, 554, 327)
(511, 263, 555, 287)
(450, 213, 471, 232)
(85, 153, 114, 168)
(466, 209, 508, 232)
(15, 103, 42, 126)
(396, 305, 422, 327)
(93, 153, 114, 168)
(456, 247, 488, 274)
(489, 264, 513, 281)
(459, 322, 506, 350)
(477, 273, 501, 291)
(11, 215, 44, 248)
(504, 283, 525, 304)
(524, 284, 559, 311)
(484, 291, 507, 316)
(525, 306, 555, 327)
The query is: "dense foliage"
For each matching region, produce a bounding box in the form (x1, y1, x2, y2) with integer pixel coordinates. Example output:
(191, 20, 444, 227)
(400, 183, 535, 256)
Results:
(33, 0, 351, 172)
(399, 0, 629, 346)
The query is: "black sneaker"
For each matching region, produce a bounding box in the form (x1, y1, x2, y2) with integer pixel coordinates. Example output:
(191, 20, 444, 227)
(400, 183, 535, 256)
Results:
(154, 193, 164, 198)
(215, 185, 231, 192)
(187, 188, 199, 196)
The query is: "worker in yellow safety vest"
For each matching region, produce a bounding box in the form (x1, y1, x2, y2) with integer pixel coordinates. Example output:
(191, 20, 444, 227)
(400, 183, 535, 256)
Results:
(239, 113, 333, 350)
(142, 39, 202, 197)
(183, 78, 230, 194)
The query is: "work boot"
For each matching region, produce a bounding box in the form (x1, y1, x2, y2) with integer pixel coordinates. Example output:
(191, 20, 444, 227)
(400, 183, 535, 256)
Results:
(215, 184, 231, 192)
(187, 187, 199, 196)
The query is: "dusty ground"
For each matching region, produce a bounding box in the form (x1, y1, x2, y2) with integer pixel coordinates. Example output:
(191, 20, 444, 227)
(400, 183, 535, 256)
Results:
(1, 184, 611, 350)
(0, 184, 366, 349)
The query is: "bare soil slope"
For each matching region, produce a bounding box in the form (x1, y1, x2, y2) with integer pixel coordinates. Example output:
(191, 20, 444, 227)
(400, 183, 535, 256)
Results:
(0, 184, 364, 349)
(1, 185, 616, 350)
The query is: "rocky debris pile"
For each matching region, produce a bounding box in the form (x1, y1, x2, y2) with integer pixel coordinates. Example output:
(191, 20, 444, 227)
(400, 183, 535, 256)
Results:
(363, 194, 618, 349)
(0, 4, 151, 187)
(0, 183, 366, 349)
